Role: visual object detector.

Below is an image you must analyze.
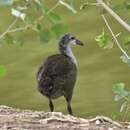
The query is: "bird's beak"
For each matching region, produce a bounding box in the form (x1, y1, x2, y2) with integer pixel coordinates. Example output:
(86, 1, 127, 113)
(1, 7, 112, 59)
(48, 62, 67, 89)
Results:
(75, 39, 84, 46)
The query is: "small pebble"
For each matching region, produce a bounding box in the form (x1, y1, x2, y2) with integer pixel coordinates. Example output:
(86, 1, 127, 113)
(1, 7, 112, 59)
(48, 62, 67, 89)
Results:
(128, 125, 130, 129)
(95, 120, 100, 125)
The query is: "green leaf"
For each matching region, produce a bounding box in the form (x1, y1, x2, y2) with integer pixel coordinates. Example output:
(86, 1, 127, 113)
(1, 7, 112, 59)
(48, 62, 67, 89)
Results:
(34, 0, 61, 24)
(0, 0, 13, 6)
(120, 54, 128, 63)
(124, 36, 130, 46)
(4, 34, 15, 44)
(95, 30, 111, 48)
(112, 82, 130, 101)
(38, 29, 51, 43)
(47, 12, 61, 24)
(0, 65, 7, 78)
(51, 24, 68, 38)
(124, 1, 130, 9)
(24, 15, 34, 24)
(35, 0, 48, 13)
(112, 82, 125, 93)
(37, 24, 41, 30)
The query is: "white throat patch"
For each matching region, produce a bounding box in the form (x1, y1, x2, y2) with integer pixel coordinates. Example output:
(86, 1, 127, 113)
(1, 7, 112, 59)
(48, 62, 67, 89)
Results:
(66, 46, 77, 65)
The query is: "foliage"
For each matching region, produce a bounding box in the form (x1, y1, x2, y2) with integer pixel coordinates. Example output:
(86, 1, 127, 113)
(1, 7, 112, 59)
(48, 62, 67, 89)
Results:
(112, 82, 130, 121)
(0, 0, 130, 67)
(0, 0, 76, 45)
(95, 29, 112, 49)
(0, 65, 7, 78)
(0, 0, 77, 78)
(124, 0, 130, 9)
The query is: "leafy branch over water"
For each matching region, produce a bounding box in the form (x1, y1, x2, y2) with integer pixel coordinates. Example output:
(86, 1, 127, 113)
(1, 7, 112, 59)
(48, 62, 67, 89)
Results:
(0, 0, 76, 44)
(113, 82, 130, 121)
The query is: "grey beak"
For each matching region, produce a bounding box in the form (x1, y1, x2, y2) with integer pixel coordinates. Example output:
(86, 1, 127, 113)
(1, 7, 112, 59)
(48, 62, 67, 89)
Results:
(76, 39, 84, 46)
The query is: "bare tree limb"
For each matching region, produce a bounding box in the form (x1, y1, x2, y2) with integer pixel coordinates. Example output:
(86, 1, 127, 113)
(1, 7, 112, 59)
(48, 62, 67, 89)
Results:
(96, 0, 130, 33)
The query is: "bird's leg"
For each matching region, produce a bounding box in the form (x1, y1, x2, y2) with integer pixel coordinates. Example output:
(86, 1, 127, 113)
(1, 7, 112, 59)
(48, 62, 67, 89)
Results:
(67, 101, 73, 115)
(49, 98, 54, 112)
(65, 97, 73, 115)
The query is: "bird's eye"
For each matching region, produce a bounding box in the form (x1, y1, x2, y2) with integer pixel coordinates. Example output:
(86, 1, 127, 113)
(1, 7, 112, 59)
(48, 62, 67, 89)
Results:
(71, 37, 75, 40)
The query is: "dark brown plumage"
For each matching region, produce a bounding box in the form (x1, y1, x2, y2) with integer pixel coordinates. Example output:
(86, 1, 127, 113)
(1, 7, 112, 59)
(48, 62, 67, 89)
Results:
(37, 33, 83, 115)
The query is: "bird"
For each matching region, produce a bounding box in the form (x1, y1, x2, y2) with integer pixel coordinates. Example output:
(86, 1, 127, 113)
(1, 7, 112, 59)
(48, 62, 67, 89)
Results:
(37, 33, 83, 115)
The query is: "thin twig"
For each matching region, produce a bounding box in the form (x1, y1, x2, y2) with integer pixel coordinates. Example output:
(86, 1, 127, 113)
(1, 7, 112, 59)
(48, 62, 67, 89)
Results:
(122, 101, 129, 122)
(96, 0, 130, 33)
(47, 1, 60, 14)
(102, 14, 130, 59)
(0, 1, 60, 36)
(8, 25, 31, 33)
(0, 18, 18, 39)
(34, 1, 60, 23)
(111, 32, 121, 41)
(59, 0, 77, 14)
(80, 2, 100, 10)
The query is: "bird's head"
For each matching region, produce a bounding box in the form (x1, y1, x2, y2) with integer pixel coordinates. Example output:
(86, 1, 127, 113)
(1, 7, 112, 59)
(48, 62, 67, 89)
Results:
(59, 33, 83, 47)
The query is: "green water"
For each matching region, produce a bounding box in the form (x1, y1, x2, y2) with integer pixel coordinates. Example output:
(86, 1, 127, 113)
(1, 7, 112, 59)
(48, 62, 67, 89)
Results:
(0, 0, 130, 120)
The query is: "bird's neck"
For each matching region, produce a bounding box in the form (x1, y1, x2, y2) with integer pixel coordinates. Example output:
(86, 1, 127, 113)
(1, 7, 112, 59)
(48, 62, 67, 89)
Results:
(59, 45, 77, 65)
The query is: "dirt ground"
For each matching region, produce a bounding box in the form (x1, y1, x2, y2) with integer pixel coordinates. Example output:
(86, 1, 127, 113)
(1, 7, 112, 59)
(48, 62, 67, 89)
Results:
(0, 105, 130, 130)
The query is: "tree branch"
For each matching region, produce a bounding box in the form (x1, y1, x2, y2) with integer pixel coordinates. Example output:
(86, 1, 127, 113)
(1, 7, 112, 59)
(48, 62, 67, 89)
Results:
(34, 1, 60, 23)
(0, 18, 18, 39)
(102, 14, 130, 59)
(0, 1, 60, 39)
(96, 0, 130, 33)
(8, 25, 31, 33)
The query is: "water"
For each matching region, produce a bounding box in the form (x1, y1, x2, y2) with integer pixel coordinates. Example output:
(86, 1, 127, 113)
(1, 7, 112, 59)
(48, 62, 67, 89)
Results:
(0, 0, 130, 120)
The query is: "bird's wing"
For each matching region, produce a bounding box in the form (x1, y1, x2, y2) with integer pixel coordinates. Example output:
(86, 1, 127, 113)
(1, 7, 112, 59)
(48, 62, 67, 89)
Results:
(37, 54, 76, 79)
